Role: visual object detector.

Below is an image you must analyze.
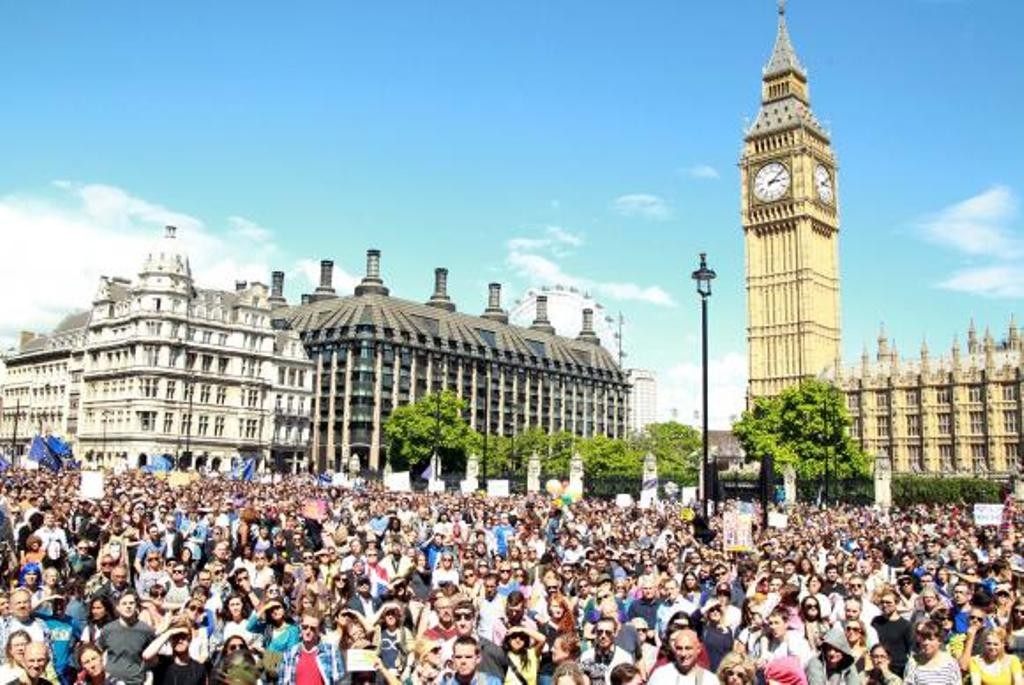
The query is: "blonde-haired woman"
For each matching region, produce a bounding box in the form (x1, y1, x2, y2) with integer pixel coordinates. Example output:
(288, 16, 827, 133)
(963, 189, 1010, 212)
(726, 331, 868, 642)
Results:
(717, 652, 757, 685)
(967, 626, 1023, 685)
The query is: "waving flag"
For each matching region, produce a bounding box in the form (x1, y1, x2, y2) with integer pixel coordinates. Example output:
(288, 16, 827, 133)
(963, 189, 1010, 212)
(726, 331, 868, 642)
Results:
(44, 435, 72, 457)
(0, 455, 10, 472)
(28, 436, 62, 472)
(420, 462, 433, 481)
(232, 457, 256, 482)
(142, 454, 174, 473)
(317, 472, 333, 487)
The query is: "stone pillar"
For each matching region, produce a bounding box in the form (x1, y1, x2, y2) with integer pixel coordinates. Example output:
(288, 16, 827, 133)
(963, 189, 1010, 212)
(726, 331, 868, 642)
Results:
(391, 348, 401, 411)
(311, 354, 322, 471)
(569, 451, 584, 494)
(347, 451, 360, 478)
(783, 465, 797, 505)
(326, 350, 338, 469)
(409, 353, 417, 403)
(527, 452, 541, 493)
(456, 360, 464, 400)
(498, 369, 506, 437)
(874, 453, 892, 509)
(469, 364, 478, 431)
(340, 347, 353, 466)
(466, 453, 480, 482)
(369, 345, 384, 471)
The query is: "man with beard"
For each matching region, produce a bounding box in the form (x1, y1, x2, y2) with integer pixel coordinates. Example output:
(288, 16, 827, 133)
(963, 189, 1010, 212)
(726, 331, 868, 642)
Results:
(647, 628, 719, 685)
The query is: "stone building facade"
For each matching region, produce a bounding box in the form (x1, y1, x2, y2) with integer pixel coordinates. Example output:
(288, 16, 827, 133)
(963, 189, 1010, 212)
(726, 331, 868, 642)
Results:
(279, 250, 630, 472)
(0, 226, 313, 473)
(836, 320, 1023, 477)
(0, 316, 88, 461)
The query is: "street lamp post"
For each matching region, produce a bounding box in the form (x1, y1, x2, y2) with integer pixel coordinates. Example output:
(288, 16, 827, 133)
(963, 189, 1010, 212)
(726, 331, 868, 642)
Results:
(691, 253, 716, 517)
(10, 400, 22, 469)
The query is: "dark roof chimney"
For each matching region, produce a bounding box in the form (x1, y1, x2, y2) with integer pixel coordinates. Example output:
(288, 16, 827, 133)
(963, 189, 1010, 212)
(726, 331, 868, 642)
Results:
(426, 267, 456, 312)
(235, 280, 247, 292)
(482, 282, 508, 324)
(577, 308, 601, 345)
(269, 270, 286, 307)
(530, 295, 556, 335)
(315, 260, 336, 295)
(354, 249, 390, 296)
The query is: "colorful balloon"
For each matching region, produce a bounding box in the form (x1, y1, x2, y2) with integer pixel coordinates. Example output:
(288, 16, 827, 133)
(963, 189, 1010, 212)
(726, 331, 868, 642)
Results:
(545, 479, 563, 496)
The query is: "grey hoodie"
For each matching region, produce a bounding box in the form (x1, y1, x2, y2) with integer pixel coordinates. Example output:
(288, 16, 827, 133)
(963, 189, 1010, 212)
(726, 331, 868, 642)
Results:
(805, 627, 862, 685)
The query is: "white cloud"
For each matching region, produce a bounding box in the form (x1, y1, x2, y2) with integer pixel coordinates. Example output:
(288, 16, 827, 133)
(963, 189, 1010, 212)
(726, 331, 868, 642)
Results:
(938, 265, 1024, 298)
(658, 352, 747, 430)
(0, 181, 280, 348)
(506, 225, 583, 254)
(294, 258, 361, 296)
(612, 193, 673, 221)
(918, 185, 1020, 258)
(683, 164, 721, 180)
(506, 249, 675, 307)
(228, 215, 273, 243)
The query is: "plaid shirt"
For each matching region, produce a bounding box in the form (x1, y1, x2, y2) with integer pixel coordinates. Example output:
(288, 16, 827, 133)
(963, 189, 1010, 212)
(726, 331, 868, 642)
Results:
(277, 642, 344, 685)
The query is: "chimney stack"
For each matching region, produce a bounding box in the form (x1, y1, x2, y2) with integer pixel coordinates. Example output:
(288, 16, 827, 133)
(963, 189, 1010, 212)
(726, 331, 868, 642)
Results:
(315, 260, 336, 294)
(530, 295, 556, 335)
(235, 280, 247, 292)
(355, 248, 390, 296)
(165, 225, 177, 239)
(426, 267, 456, 312)
(577, 308, 601, 345)
(482, 283, 508, 324)
(268, 270, 287, 307)
(301, 293, 311, 305)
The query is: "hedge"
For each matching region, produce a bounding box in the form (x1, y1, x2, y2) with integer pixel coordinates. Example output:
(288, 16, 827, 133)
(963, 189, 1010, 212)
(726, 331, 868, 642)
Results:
(892, 476, 1003, 505)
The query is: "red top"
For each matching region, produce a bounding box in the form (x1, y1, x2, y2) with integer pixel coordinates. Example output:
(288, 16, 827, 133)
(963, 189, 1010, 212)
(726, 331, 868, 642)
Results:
(295, 647, 325, 685)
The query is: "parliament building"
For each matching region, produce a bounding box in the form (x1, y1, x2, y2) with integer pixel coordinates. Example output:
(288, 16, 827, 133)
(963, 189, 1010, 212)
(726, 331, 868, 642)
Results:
(741, 4, 1021, 477)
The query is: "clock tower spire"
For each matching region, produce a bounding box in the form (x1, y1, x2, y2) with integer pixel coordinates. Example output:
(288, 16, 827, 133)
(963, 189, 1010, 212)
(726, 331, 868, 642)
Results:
(742, 1, 841, 400)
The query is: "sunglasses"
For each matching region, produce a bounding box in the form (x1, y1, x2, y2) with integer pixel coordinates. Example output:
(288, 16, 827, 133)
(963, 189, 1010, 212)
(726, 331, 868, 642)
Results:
(724, 670, 747, 679)
(301, 624, 320, 631)
(595, 629, 615, 636)
(454, 611, 475, 619)
(225, 642, 245, 653)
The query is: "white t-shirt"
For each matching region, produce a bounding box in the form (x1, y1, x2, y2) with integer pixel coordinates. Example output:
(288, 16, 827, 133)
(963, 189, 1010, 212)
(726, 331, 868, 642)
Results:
(647, 665, 720, 685)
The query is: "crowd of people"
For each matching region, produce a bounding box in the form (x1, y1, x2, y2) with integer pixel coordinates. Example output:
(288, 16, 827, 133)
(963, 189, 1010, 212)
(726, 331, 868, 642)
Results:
(0, 469, 1022, 685)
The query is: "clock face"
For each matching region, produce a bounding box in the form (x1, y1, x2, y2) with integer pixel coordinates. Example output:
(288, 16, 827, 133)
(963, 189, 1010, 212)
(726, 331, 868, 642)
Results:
(815, 164, 834, 204)
(753, 162, 790, 202)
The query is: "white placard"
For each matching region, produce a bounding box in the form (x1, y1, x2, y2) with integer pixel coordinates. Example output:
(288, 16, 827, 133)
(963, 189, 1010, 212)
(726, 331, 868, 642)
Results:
(460, 478, 478, 494)
(487, 479, 510, 498)
(385, 471, 411, 492)
(427, 479, 446, 493)
(615, 493, 634, 508)
(80, 471, 105, 500)
(639, 488, 657, 509)
(332, 472, 349, 487)
(681, 486, 698, 505)
(974, 504, 1004, 527)
(767, 511, 788, 529)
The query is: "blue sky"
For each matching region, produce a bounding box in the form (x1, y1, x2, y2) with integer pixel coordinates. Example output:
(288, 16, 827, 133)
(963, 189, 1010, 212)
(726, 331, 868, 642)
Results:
(1, 1, 1022, 427)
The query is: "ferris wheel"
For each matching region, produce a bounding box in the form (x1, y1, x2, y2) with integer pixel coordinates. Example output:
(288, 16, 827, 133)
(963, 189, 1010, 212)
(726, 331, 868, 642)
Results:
(509, 285, 624, 364)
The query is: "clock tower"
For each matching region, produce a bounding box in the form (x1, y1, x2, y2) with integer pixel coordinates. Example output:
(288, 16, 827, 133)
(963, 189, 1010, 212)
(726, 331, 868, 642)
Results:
(742, 0, 841, 399)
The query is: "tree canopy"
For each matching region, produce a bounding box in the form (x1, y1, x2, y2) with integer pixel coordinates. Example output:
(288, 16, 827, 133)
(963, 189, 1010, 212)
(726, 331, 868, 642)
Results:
(732, 379, 871, 480)
(382, 391, 477, 473)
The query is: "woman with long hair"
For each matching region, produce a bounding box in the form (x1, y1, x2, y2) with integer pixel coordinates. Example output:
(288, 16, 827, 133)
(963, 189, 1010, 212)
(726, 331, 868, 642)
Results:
(217, 593, 257, 651)
(801, 596, 830, 651)
(1007, 600, 1024, 660)
(966, 626, 1023, 685)
(20, 535, 44, 567)
(539, 594, 577, 685)
(81, 596, 115, 644)
(844, 618, 871, 673)
(735, 599, 766, 655)
(0, 629, 31, 685)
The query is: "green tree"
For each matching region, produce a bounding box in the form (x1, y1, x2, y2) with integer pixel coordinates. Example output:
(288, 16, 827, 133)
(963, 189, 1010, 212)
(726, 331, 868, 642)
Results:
(629, 422, 701, 484)
(382, 391, 477, 473)
(733, 379, 871, 480)
(578, 435, 644, 477)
